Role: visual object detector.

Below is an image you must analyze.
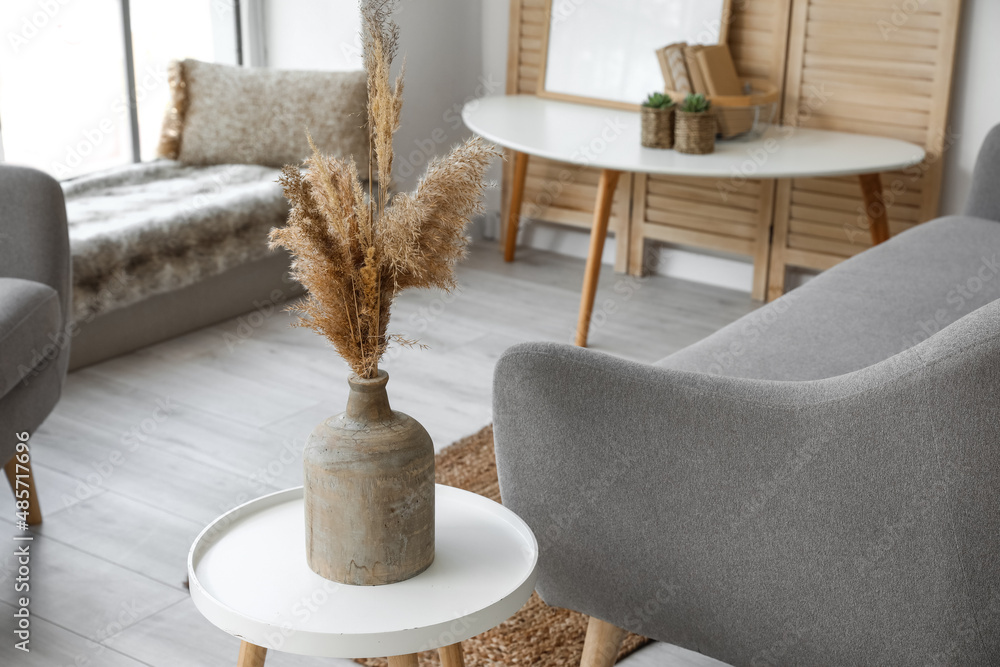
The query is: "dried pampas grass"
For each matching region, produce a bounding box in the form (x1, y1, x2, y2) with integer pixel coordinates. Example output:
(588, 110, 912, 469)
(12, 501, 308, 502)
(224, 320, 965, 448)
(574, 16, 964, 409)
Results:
(269, 0, 501, 379)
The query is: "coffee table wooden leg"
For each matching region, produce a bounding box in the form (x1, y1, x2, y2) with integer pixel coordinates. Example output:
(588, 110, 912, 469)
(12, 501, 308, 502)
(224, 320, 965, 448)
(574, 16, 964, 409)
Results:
(575, 169, 621, 347)
(237, 641, 267, 667)
(439, 642, 464, 666)
(505, 151, 530, 262)
(580, 616, 627, 667)
(858, 172, 890, 245)
(387, 654, 419, 667)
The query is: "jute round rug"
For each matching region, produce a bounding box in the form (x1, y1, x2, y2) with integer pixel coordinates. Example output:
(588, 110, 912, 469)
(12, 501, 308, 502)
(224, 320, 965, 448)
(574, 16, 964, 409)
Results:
(355, 425, 648, 667)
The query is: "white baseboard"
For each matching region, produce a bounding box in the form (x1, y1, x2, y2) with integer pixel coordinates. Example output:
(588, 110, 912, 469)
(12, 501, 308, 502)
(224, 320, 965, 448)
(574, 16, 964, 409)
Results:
(471, 215, 814, 294)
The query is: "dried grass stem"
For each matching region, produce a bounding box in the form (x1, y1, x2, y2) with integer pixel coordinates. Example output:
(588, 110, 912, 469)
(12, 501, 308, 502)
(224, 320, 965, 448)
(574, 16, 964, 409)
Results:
(269, 0, 501, 378)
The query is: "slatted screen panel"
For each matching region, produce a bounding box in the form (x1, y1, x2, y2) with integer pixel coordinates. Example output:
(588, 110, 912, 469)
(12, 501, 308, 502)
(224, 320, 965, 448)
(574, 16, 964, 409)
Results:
(503, 0, 633, 272)
(501, 0, 960, 299)
(629, 0, 793, 300)
(767, 0, 962, 299)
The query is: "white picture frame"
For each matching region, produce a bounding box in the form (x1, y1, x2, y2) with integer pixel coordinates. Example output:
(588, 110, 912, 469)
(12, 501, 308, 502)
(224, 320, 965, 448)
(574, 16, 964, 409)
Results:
(537, 0, 732, 110)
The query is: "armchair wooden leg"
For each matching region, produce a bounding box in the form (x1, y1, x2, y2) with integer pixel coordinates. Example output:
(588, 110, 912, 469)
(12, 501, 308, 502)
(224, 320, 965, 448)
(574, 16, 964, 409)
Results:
(439, 642, 464, 666)
(237, 641, 267, 666)
(580, 616, 627, 667)
(4, 455, 42, 526)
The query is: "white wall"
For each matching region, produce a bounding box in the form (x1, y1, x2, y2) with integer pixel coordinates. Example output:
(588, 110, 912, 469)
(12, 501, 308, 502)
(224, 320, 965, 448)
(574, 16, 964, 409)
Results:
(261, 0, 363, 71)
(261, 0, 485, 193)
(260, 0, 1000, 293)
(391, 0, 486, 192)
(480, 0, 510, 218)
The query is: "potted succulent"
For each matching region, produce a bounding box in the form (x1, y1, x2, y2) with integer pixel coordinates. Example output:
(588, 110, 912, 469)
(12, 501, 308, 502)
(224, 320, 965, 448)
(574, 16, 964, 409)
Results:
(640, 92, 675, 149)
(674, 93, 717, 155)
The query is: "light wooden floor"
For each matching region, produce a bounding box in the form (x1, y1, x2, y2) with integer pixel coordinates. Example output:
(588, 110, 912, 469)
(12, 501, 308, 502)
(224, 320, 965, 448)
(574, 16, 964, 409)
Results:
(0, 242, 754, 666)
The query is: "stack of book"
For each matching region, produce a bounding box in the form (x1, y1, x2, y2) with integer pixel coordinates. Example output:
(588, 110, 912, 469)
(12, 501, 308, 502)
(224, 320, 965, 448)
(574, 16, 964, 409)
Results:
(655, 42, 752, 137)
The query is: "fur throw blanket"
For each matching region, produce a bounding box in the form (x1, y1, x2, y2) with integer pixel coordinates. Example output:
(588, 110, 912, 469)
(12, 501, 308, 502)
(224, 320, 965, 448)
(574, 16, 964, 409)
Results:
(63, 160, 288, 324)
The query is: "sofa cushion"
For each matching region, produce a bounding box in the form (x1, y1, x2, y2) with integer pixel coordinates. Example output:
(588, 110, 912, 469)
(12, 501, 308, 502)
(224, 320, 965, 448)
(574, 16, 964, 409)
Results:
(62, 160, 288, 324)
(658, 215, 1000, 380)
(0, 278, 61, 399)
(158, 59, 370, 172)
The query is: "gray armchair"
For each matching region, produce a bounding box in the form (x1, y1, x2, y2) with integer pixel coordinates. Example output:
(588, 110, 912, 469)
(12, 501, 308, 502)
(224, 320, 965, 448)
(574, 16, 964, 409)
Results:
(1, 164, 73, 525)
(494, 125, 1000, 666)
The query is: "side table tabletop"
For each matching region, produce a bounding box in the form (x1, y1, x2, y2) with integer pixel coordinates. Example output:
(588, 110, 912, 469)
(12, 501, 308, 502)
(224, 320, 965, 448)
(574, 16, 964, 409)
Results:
(188, 484, 539, 667)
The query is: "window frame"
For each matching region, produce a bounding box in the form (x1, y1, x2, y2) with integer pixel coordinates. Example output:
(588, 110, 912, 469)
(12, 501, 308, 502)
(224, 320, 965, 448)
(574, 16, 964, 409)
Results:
(119, 0, 243, 162)
(0, 0, 245, 169)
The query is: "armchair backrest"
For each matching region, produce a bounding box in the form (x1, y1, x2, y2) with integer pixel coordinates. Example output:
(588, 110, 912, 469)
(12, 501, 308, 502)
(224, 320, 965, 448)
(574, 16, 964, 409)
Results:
(0, 164, 72, 328)
(965, 123, 1000, 223)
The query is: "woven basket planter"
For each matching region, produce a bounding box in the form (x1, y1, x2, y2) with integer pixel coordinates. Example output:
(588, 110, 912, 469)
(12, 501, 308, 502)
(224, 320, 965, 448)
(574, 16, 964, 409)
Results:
(674, 111, 717, 155)
(640, 106, 674, 149)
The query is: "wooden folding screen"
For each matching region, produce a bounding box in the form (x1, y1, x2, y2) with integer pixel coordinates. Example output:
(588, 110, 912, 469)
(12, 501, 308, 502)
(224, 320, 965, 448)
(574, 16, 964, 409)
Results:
(503, 0, 633, 272)
(766, 0, 962, 299)
(503, 0, 962, 300)
(627, 0, 794, 300)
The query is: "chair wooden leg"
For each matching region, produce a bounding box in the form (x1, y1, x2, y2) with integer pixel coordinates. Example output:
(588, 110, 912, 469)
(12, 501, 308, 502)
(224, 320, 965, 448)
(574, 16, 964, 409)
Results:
(575, 169, 622, 347)
(439, 642, 464, 667)
(580, 616, 627, 667)
(387, 654, 419, 667)
(504, 151, 530, 262)
(858, 172, 890, 245)
(4, 455, 42, 526)
(237, 641, 267, 667)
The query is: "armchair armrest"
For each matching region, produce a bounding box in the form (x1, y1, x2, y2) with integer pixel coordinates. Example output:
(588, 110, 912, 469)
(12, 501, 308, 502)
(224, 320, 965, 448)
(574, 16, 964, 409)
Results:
(0, 165, 72, 327)
(493, 301, 1000, 665)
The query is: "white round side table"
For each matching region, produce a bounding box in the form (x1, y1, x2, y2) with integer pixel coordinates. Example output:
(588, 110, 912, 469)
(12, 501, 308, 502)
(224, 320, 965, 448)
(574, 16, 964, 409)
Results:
(188, 484, 539, 667)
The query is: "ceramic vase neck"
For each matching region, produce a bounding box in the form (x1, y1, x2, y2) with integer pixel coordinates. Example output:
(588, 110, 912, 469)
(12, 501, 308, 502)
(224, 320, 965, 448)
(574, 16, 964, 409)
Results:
(346, 369, 392, 421)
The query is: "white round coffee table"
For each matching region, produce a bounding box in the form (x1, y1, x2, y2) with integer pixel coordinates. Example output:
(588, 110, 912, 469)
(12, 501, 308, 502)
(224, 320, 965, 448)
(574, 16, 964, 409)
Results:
(188, 484, 539, 667)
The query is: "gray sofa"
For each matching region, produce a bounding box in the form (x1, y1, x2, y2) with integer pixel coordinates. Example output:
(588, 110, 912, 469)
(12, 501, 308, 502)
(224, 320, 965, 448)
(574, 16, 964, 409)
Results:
(60, 60, 368, 369)
(61, 159, 298, 369)
(493, 125, 1000, 665)
(1, 165, 73, 523)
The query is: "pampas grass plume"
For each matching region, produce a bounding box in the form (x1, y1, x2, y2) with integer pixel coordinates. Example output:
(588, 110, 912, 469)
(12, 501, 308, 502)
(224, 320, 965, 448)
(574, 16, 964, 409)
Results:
(269, 0, 501, 378)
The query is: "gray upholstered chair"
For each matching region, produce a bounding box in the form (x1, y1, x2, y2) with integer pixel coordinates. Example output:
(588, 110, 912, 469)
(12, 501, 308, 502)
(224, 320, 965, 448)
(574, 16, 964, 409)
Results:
(494, 125, 1000, 666)
(1, 164, 73, 525)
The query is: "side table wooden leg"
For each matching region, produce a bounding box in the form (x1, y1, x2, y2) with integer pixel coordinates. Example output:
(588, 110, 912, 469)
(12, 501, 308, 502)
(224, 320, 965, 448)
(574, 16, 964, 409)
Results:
(767, 179, 794, 302)
(750, 179, 777, 302)
(505, 151, 530, 262)
(575, 169, 621, 347)
(439, 642, 464, 666)
(387, 654, 419, 667)
(237, 641, 267, 667)
(858, 172, 890, 245)
(580, 616, 627, 667)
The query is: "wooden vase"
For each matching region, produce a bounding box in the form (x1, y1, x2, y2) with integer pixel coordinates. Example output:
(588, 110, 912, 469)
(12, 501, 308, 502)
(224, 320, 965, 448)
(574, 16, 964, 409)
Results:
(303, 369, 435, 585)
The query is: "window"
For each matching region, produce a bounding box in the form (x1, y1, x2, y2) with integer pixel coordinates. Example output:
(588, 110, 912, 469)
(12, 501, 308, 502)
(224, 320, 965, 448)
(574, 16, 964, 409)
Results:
(1, 1, 132, 178)
(0, 0, 240, 178)
(128, 0, 240, 161)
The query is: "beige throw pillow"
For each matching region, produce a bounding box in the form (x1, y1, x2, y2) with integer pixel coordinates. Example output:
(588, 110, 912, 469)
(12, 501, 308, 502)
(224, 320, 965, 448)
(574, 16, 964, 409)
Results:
(158, 59, 369, 171)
